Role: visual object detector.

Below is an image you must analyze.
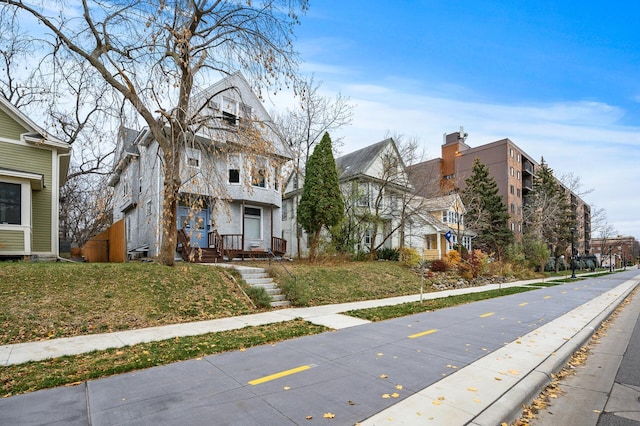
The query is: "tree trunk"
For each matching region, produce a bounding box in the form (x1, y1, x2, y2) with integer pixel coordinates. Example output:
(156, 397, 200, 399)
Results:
(308, 228, 321, 262)
(157, 148, 182, 266)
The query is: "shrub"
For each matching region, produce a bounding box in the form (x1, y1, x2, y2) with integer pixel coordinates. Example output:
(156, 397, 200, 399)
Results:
(399, 247, 421, 267)
(377, 247, 400, 261)
(244, 286, 272, 308)
(430, 259, 449, 272)
(280, 277, 311, 307)
(445, 250, 462, 267)
(465, 249, 489, 278)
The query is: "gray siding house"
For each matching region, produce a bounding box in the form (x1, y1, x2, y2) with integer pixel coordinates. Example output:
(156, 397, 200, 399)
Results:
(109, 72, 290, 261)
(0, 96, 71, 260)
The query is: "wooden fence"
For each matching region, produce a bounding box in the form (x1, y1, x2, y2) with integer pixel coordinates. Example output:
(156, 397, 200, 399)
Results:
(82, 219, 126, 262)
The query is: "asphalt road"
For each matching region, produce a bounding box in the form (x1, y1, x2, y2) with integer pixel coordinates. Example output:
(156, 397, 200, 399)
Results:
(1, 271, 638, 425)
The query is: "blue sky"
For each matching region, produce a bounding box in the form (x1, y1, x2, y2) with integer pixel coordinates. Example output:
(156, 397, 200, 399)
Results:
(268, 0, 640, 240)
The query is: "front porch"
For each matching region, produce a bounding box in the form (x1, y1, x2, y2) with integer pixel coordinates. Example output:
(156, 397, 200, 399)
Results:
(177, 229, 287, 263)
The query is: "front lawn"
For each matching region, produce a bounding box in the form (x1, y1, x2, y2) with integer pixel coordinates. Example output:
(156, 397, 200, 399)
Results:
(0, 262, 258, 345)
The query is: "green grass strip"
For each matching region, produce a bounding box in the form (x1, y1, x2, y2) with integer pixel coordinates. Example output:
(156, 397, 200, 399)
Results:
(1, 319, 327, 397)
(346, 286, 536, 322)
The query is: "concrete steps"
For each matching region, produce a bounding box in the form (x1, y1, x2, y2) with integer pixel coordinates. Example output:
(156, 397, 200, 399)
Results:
(233, 266, 290, 307)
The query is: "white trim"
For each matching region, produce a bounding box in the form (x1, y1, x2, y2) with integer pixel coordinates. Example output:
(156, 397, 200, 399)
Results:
(0, 178, 33, 254)
(243, 205, 263, 241)
(51, 150, 59, 255)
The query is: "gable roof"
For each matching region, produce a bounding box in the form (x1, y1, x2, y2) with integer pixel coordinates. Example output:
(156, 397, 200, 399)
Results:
(335, 138, 393, 180)
(0, 96, 69, 150)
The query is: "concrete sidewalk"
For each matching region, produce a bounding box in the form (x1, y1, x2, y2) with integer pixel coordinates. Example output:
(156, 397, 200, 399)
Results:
(0, 277, 543, 366)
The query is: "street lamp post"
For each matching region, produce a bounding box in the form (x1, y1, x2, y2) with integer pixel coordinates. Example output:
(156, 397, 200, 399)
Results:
(570, 228, 576, 279)
(609, 245, 613, 272)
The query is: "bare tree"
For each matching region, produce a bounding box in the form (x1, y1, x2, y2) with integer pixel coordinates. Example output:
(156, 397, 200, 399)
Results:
(1, 0, 308, 265)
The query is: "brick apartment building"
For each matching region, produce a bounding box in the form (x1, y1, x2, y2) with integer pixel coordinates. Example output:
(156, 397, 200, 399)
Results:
(591, 236, 640, 267)
(408, 128, 591, 254)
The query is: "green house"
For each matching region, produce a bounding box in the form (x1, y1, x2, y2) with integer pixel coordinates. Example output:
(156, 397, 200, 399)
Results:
(0, 97, 71, 260)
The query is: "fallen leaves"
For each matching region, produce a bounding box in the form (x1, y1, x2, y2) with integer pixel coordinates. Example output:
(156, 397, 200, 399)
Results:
(323, 413, 335, 419)
(466, 387, 478, 392)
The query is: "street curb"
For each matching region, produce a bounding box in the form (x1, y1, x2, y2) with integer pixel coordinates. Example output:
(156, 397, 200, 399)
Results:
(470, 278, 639, 426)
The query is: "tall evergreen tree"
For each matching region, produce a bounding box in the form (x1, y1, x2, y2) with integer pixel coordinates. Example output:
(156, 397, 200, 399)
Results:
(523, 158, 575, 271)
(462, 158, 513, 258)
(297, 132, 344, 260)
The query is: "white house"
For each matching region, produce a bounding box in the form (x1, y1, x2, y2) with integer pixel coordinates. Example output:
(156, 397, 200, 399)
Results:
(283, 138, 472, 259)
(109, 72, 291, 261)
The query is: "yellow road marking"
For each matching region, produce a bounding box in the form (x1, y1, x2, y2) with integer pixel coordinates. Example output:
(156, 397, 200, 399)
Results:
(518, 302, 528, 307)
(544, 296, 552, 299)
(480, 312, 494, 318)
(408, 329, 438, 339)
(248, 365, 312, 385)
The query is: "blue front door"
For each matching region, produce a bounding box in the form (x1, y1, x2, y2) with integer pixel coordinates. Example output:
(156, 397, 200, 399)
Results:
(178, 206, 209, 248)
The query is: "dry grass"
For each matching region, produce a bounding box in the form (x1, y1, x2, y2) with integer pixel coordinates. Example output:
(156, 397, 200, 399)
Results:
(264, 260, 426, 305)
(0, 262, 259, 345)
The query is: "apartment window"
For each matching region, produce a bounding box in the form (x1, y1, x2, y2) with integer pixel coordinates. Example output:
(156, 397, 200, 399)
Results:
(244, 207, 262, 239)
(510, 148, 514, 158)
(517, 171, 521, 180)
(517, 188, 521, 198)
(510, 185, 514, 195)
(0, 182, 21, 225)
(518, 223, 522, 233)
(510, 167, 514, 176)
(517, 206, 522, 216)
(517, 153, 521, 163)
(511, 222, 515, 231)
(186, 148, 201, 168)
(510, 203, 515, 213)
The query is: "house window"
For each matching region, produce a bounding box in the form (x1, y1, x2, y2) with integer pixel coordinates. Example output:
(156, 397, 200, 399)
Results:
(252, 168, 266, 188)
(122, 181, 129, 196)
(293, 174, 299, 190)
(0, 182, 21, 225)
(282, 200, 288, 220)
(186, 148, 201, 168)
(274, 166, 280, 191)
(239, 103, 252, 120)
(229, 169, 240, 184)
(244, 206, 262, 239)
(222, 97, 238, 126)
(518, 223, 522, 233)
(442, 211, 447, 223)
(364, 229, 373, 246)
(146, 200, 152, 217)
(511, 222, 515, 231)
(356, 182, 369, 207)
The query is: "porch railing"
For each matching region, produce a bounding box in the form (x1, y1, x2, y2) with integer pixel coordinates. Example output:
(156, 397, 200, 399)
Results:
(177, 228, 192, 261)
(271, 236, 287, 256)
